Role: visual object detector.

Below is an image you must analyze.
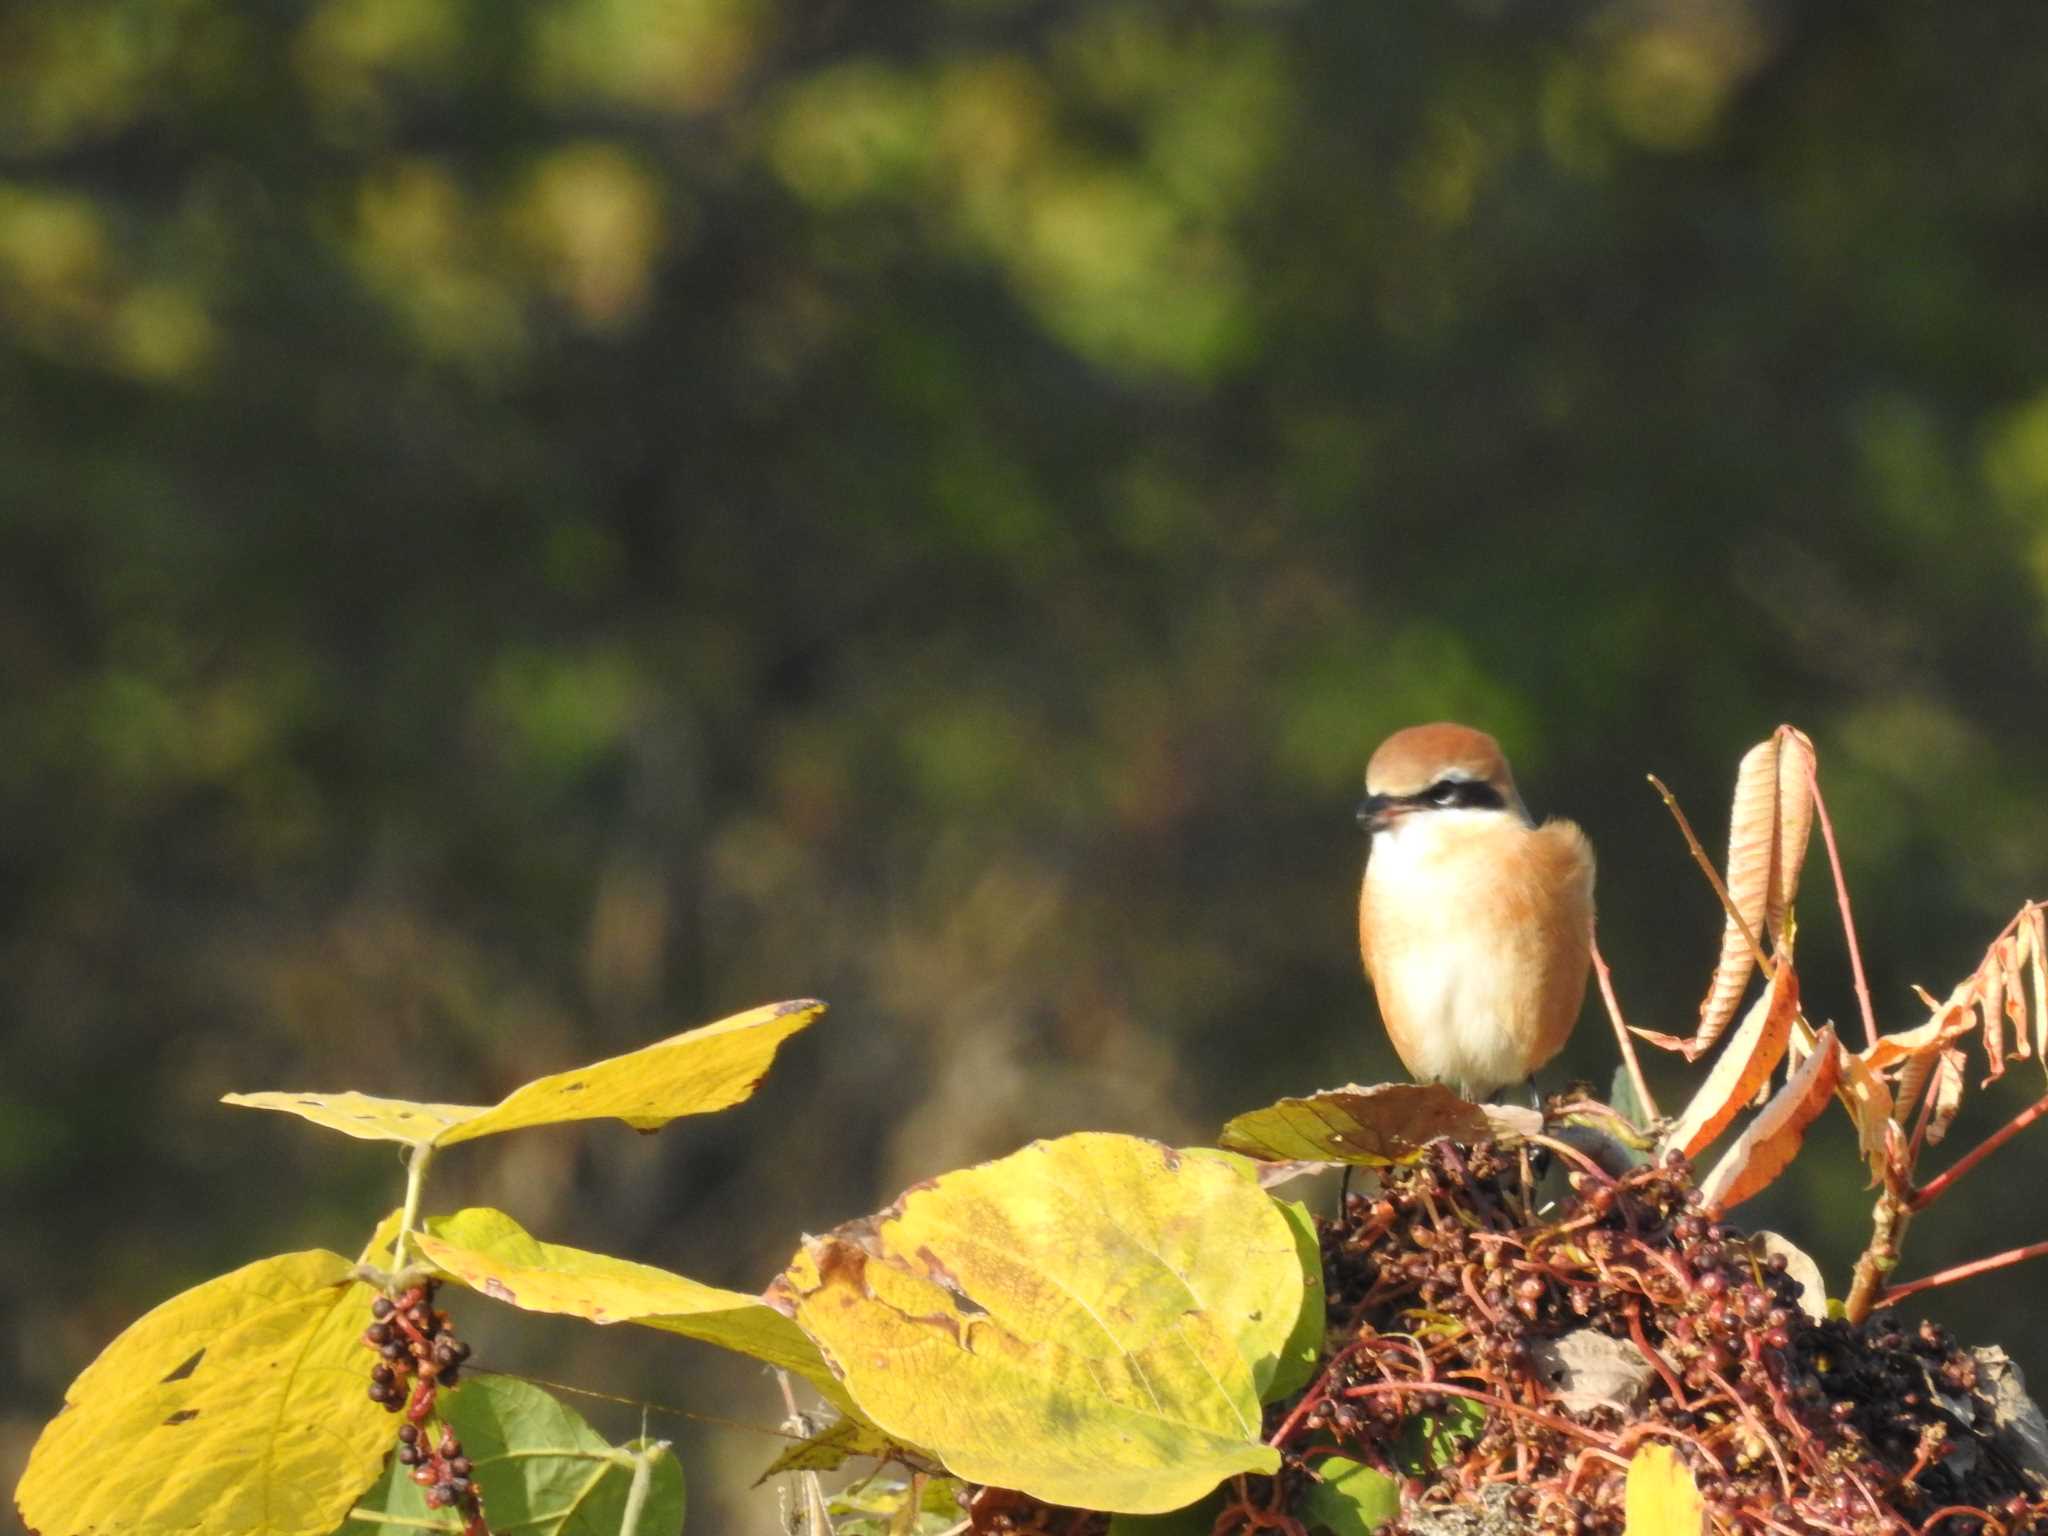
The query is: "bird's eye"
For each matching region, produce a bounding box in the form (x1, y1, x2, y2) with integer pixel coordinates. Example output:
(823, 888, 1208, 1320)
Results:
(1428, 780, 1463, 807)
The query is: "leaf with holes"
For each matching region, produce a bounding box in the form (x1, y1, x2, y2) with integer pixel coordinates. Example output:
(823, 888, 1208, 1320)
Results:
(338, 1372, 682, 1536)
(223, 999, 821, 1147)
(768, 1132, 1304, 1513)
(16, 1251, 391, 1536)
(1218, 1083, 1537, 1165)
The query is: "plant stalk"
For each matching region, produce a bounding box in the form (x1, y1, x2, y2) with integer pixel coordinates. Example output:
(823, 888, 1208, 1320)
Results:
(1909, 1088, 2048, 1211)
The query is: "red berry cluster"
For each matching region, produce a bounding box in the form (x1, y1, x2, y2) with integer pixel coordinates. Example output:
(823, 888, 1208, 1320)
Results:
(397, 1421, 482, 1526)
(361, 1281, 487, 1533)
(363, 1281, 470, 1418)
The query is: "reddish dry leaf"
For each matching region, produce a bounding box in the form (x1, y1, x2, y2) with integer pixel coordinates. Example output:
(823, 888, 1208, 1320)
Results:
(1700, 1025, 1841, 1213)
(1695, 728, 1815, 1052)
(1629, 1025, 1703, 1059)
(1662, 960, 1800, 1161)
(1924, 1046, 1968, 1147)
(1867, 997, 1976, 1072)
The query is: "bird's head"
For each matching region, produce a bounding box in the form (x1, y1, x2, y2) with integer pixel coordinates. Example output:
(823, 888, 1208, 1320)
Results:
(1357, 721, 1530, 836)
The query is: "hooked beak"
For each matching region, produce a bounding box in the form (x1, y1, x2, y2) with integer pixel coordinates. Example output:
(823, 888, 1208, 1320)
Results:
(1356, 794, 1403, 834)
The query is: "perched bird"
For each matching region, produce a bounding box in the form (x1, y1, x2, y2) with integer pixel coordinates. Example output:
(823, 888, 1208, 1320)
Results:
(1357, 722, 1595, 1103)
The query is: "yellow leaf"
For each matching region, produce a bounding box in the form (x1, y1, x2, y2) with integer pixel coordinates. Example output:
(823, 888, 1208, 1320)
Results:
(1698, 1025, 1841, 1213)
(1218, 1083, 1534, 1166)
(1661, 960, 1799, 1162)
(768, 1132, 1300, 1513)
(415, 1206, 855, 1412)
(16, 1250, 391, 1536)
(224, 999, 821, 1148)
(215, 1089, 486, 1145)
(1623, 1442, 1705, 1536)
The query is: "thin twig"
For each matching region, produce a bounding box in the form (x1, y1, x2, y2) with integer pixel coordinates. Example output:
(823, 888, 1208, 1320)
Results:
(1805, 755, 1878, 1052)
(1592, 934, 1659, 1123)
(1910, 1088, 2048, 1210)
(1876, 1238, 2048, 1309)
(1648, 774, 1774, 979)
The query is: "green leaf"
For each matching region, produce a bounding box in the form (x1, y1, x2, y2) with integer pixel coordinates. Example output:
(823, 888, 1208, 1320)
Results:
(1297, 1457, 1401, 1536)
(770, 1131, 1299, 1513)
(338, 1373, 683, 1536)
(824, 1475, 967, 1536)
(1395, 1395, 1485, 1475)
(223, 999, 821, 1148)
(414, 1205, 857, 1413)
(1106, 1490, 1227, 1536)
(1262, 1196, 1325, 1403)
(16, 1250, 391, 1536)
(1219, 1084, 1537, 1165)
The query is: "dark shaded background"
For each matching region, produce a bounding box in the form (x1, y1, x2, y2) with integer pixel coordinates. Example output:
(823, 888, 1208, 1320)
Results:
(7, 0, 2048, 1529)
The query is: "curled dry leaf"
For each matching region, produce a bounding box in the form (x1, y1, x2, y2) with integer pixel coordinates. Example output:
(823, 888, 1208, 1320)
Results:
(1699, 1025, 1841, 1213)
(1923, 1047, 1968, 1147)
(2024, 905, 2048, 1075)
(1660, 959, 1799, 1162)
(1695, 728, 1816, 1052)
(1836, 1042, 1895, 1188)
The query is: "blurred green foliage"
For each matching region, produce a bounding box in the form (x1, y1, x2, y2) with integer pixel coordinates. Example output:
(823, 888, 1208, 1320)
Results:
(6, 0, 2048, 1529)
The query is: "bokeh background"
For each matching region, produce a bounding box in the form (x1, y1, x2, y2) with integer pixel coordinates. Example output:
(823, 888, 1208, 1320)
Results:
(8, 0, 2048, 1529)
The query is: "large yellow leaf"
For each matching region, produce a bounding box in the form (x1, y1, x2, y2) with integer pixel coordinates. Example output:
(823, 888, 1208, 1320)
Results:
(1218, 1083, 1537, 1165)
(768, 1132, 1301, 1513)
(414, 1206, 855, 1411)
(223, 999, 822, 1148)
(1623, 1443, 1704, 1536)
(16, 1250, 391, 1536)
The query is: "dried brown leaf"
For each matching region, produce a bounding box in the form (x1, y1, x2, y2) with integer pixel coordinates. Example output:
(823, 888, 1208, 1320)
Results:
(1766, 727, 1816, 945)
(1982, 944, 2009, 1087)
(1924, 1047, 1968, 1147)
(1661, 961, 1799, 1161)
(1866, 998, 1976, 1072)
(1836, 1042, 1894, 1187)
(2027, 906, 2048, 1079)
(1696, 737, 1781, 1049)
(1699, 1025, 1841, 1213)
(2004, 936, 2032, 1063)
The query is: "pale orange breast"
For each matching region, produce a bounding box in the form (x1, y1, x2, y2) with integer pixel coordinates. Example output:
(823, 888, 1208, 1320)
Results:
(1360, 814, 1594, 1098)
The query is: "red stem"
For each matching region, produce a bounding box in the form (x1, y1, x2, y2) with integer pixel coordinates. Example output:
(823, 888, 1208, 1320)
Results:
(1805, 754, 1878, 1053)
(1875, 1237, 2048, 1309)
(1591, 935, 1660, 1123)
(1341, 1380, 1615, 1448)
(1910, 1088, 2048, 1211)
